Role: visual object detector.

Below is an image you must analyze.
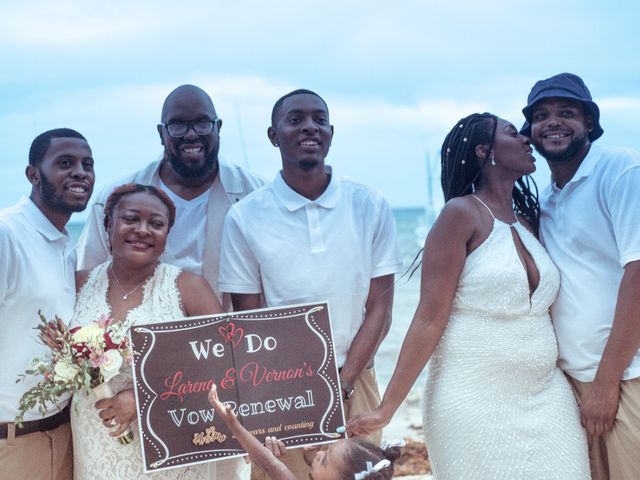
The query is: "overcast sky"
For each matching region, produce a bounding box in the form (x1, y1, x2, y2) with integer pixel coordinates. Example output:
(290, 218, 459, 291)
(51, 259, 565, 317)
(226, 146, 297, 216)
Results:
(2, 0, 639, 215)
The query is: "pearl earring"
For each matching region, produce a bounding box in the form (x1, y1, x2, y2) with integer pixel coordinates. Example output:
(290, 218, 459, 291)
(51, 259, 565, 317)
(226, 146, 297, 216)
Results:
(490, 152, 496, 166)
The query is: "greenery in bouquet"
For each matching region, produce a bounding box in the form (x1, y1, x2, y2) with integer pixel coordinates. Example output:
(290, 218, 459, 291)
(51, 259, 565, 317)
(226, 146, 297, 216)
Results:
(15, 311, 132, 426)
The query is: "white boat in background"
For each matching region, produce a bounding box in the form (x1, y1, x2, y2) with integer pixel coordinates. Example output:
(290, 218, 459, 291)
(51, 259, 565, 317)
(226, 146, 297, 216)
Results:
(414, 149, 443, 248)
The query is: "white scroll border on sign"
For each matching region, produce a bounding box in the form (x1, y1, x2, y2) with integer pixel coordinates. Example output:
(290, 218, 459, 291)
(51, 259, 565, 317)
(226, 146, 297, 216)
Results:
(129, 301, 345, 473)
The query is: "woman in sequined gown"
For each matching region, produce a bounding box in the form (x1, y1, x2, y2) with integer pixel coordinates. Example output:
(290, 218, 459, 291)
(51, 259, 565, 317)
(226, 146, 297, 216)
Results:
(348, 114, 590, 479)
(70, 184, 224, 479)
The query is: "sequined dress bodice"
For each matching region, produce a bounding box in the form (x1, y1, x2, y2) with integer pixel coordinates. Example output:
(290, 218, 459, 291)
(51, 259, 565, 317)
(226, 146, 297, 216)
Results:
(451, 219, 558, 319)
(422, 216, 590, 479)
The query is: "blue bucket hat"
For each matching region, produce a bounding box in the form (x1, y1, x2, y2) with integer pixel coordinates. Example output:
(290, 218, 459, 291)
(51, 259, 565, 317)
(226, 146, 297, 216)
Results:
(520, 73, 603, 141)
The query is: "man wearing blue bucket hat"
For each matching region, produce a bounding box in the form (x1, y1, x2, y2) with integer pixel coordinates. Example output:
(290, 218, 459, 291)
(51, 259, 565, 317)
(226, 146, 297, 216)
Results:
(522, 73, 640, 480)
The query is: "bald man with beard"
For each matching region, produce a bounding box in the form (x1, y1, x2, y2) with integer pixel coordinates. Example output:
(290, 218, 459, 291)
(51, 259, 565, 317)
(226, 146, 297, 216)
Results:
(78, 85, 265, 479)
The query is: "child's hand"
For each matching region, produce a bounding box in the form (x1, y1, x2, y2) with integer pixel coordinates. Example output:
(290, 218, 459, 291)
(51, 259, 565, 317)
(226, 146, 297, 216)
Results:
(208, 384, 237, 424)
(265, 436, 287, 457)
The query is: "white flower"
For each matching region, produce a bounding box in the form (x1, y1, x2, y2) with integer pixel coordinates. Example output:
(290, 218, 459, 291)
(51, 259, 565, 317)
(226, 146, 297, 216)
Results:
(72, 324, 104, 346)
(53, 359, 79, 382)
(99, 350, 123, 383)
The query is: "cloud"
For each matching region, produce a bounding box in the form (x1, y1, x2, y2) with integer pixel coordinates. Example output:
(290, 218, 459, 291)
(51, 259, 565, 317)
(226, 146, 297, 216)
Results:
(0, 74, 495, 208)
(599, 97, 640, 111)
(1, 1, 639, 210)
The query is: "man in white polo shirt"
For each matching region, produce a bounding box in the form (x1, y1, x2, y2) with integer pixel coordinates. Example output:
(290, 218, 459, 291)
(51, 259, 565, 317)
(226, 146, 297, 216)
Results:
(77, 84, 264, 479)
(521, 73, 640, 480)
(219, 89, 402, 480)
(1, 128, 95, 479)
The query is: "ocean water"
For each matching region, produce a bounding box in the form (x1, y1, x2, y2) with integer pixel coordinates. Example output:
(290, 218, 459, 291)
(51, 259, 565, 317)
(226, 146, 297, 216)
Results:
(378, 208, 427, 392)
(67, 207, 431, 391)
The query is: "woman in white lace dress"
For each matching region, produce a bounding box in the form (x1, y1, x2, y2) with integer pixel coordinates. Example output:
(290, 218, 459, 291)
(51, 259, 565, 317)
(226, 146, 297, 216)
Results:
(348, 114, 590, 479)
(71, 184, 223, 480)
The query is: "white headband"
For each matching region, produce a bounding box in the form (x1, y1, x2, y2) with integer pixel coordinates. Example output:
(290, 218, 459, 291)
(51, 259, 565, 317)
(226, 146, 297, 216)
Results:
(382, 438, 406, 450)
(352, 438, 405, 479)
(353, 459, 391, 480)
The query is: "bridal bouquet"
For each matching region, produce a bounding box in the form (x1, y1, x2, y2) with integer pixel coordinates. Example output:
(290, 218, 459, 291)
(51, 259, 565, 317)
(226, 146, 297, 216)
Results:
(16, 311, 133, 443)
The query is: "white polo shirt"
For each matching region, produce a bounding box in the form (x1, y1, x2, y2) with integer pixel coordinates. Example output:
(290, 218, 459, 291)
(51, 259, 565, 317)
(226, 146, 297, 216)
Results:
(540, 144, 640, 382)
(0, 198, 75, 422)
(219, 170, 403, 367)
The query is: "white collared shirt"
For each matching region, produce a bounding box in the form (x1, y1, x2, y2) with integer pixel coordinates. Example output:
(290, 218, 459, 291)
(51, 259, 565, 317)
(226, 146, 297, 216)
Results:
(540, 144, 640, 381)
(219, 169, 403, 366)
(0, 198, 75, 421)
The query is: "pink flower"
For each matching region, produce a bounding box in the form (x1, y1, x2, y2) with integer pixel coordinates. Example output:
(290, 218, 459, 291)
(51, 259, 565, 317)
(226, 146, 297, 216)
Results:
(89, 350, 107, 368)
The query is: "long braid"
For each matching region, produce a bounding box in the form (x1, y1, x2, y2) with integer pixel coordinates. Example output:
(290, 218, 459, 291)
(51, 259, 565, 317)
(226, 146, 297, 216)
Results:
(406, 113, 497, 278)
(441, 113, 497, 201)
(513, 176, 540, 235)
(407, 113, 540, 277)
(442, 112, 540, 232)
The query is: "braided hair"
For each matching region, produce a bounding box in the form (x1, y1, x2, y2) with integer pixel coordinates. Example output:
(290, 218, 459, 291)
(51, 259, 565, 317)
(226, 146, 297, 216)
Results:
(339, 438, 402, 480)
(441, 112, 540, 234)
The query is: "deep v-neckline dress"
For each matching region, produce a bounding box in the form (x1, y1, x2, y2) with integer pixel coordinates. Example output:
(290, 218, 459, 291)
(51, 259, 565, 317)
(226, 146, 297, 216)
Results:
(422, 208, 590, 479)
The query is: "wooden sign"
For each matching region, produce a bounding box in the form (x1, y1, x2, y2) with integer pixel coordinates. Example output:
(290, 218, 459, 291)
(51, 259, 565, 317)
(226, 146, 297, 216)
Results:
(129, 302, 345, 473)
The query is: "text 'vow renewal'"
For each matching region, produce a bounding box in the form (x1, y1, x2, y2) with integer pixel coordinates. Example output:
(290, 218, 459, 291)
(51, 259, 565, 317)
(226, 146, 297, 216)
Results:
(129, 302, 345, 473)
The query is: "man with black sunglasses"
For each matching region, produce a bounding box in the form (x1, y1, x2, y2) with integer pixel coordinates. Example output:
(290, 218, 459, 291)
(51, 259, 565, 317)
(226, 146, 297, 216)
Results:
(77, 85, 264, 479)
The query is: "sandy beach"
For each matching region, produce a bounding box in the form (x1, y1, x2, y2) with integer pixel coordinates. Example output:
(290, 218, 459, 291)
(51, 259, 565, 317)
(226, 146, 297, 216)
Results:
(377, 269, 433, 479)
(382, 391, 433, 479)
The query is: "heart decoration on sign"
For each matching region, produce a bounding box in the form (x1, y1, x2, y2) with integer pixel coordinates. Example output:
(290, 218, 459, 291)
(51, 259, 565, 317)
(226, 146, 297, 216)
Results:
(219, 322, 244, 347)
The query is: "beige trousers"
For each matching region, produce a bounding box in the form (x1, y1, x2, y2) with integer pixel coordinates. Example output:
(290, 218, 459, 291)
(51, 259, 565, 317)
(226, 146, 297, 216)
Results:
(570, 376, 640, 480)
(0, 422, 72, 480)
(250, 366, 382, 480)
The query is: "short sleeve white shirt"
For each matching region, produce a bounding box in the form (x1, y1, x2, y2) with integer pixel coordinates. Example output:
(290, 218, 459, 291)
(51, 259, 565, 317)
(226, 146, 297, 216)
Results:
(219, 170, 403, 367)
(540, 144, 640, 381)
(0, 198, 75, 421)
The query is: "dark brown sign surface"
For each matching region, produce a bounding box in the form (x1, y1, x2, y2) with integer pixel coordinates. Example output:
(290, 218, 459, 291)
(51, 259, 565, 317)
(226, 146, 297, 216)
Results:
(129, 302, 345, 473)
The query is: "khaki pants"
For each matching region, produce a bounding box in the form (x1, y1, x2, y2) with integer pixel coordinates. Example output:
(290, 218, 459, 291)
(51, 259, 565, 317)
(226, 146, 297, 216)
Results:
(0, 422, 72, 480)
(251, 366, 382, 480)
(569, 376, 640, 480)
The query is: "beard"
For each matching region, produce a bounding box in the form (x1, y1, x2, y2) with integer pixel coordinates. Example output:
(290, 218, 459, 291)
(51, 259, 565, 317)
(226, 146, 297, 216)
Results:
(166, 139, 219, 179)
(535, 130, 589, 165)
(40, 171, 88, 213)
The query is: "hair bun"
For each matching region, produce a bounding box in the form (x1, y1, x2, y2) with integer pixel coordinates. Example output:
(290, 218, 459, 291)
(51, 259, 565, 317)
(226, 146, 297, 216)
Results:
(383, 445, 402, 462)
(381, 438, 405, 463)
